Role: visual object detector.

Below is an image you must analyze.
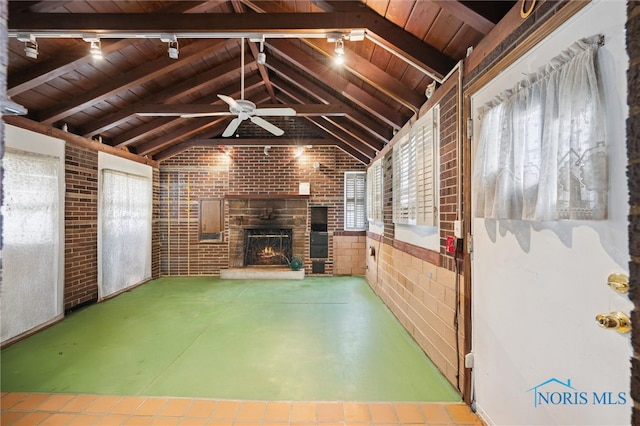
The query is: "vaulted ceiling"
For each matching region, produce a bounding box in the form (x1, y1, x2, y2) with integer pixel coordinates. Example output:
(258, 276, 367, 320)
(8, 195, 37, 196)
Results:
(6, 0, 515, 163)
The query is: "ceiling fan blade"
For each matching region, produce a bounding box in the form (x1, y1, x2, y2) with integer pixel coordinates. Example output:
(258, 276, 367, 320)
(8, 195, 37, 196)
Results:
(254, 107, 297, 116)
(218, 94, 240, 109)
(180, 112, 232, 118)
(250, 116, 285, 136)
(222, 117, 242, 137)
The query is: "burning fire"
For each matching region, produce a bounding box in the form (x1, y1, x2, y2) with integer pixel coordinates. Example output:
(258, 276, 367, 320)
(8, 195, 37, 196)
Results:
(261, 246, 281, 258)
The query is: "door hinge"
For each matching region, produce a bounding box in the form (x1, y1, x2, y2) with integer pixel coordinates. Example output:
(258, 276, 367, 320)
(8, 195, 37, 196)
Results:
(466, 118, 473, 138)
(466, 233, 473, 254)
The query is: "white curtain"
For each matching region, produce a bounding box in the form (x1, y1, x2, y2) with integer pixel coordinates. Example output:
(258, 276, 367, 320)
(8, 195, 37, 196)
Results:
(100, 169, 152, 299)
(1, 150, 61, 342)
(474, 36, 607, 221)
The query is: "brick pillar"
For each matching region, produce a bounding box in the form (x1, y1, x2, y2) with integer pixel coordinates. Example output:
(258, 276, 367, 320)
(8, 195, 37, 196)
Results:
(627, 1, 640, 424)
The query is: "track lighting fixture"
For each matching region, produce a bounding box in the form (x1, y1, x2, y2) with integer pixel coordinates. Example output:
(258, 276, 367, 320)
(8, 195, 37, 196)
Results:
(257, 37, 266, 64)
(18, 33, 38, 59)
(89, 39, 103, 60)
(334, 38, 345, 65)
(25, 40, 38, 59)
(82, 34, 103, 60)
(167, 40, 179, 59)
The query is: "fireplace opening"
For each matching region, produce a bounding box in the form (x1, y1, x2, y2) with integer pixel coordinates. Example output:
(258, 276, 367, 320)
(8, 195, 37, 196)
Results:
(244, 228, 293, 267)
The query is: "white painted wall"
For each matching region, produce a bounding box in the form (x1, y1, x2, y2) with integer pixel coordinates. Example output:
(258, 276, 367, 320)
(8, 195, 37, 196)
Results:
(471, 1, 632, 425)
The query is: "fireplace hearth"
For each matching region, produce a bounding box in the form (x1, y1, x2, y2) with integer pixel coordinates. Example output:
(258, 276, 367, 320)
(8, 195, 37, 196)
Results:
(244, 228, 292, 267)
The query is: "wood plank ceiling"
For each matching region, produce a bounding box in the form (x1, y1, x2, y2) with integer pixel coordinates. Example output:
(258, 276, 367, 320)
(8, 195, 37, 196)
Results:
(6, 0, 515, 163)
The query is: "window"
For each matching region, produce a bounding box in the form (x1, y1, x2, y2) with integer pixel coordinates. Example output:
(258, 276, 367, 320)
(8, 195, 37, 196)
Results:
(99, 163, 152, 300)
(415, 105, 439, 226)
(199, 199, 224, 242)
(2, 149, 62, 342)
(474, 36, 606, 220)
(393, 105, 439, 226)
(344, 171, 366, 230)
(367, 159, 383, 223)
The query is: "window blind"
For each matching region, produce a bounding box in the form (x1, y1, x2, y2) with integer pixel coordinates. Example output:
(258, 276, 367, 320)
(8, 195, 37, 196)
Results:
(345, 171, 366, 230)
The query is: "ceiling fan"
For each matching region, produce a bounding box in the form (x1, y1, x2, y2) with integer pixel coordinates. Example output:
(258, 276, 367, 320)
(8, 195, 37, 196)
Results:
(182, 38, 296, 137)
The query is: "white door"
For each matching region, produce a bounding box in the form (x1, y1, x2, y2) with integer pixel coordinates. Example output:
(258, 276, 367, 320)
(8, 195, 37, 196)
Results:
(470, 1, 632, 425)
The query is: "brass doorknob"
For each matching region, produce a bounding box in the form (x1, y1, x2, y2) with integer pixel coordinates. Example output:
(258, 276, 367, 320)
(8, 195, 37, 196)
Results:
(595, 312, 631, 333)
(608, 273, 629, 294)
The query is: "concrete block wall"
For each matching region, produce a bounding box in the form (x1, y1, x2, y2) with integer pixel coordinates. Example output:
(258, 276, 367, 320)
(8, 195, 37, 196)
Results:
(333, 234, 367, 275)
(365, 237, 463, 387)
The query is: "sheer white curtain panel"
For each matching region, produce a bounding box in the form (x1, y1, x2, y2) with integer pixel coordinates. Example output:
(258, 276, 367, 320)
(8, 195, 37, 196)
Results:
(474, 36, 607, 221)
(100, 169, 152, 299)
(1, 150, 61, 342)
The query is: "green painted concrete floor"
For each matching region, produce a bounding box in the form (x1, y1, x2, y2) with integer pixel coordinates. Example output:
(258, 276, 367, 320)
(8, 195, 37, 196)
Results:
(1, 276, 460, 403)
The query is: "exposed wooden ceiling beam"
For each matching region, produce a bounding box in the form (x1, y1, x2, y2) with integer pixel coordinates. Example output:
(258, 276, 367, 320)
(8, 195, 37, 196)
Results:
(8, 39, 132, 96)
(81, 52, 255, 137)
(432, 0, 495, 34)
(267, 39, 406, 130)
(301, 38, 423, 113)
(243, 0, 422, 112)
(202, 138, 332, 146)
(9, 11, 455, 78)
(266, 62, 392, 143)
(134, 103, 348, 116)
(305, 117, 375, 160)
(276, 91, 383, 153)
(136, 117, 229, 156)
(38, 39, 229, 125)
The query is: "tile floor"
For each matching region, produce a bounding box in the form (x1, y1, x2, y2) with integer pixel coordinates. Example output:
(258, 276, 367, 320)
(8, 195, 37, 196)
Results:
(1, 392, 484, 425)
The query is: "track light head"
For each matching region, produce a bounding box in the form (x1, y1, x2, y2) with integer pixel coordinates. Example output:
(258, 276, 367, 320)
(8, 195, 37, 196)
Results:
(90, 39, 103, 60)
(24, 39, 38, 59)
(167, 40, 179, 59)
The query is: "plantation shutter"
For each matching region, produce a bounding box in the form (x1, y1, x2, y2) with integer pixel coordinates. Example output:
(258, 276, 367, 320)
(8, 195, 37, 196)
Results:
(393, 134, 416, 224)
(367, 159, 384, 223)
(415, 106, 438, 226)
(345, 171, 366, 230)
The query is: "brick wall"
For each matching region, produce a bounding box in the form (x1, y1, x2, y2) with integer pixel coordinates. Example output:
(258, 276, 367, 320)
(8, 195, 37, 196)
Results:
(64, 145, 99, 310)
(627, 1, 640, 422)
(158, 145, 365, 276)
